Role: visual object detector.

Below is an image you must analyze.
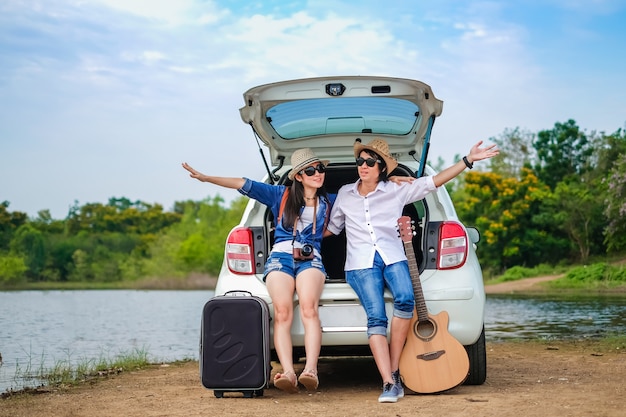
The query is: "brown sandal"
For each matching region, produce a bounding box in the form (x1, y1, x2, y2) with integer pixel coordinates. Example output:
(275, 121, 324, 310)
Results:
(298, 369, 319, 391)
(274, 371, 299, 393)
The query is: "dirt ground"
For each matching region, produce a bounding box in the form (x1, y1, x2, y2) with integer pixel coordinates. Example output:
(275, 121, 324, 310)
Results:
(2, 276, 625, 417)
(482, 274, 565, 294)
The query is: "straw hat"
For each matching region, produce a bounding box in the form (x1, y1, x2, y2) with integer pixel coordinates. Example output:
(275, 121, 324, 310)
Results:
(353, 138, 398, 173)
(288, 148, 330, 180)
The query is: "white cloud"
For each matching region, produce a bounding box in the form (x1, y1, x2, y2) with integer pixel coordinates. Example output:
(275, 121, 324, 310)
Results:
(88, 0, 231, 27)
(140, 50, 166, 63)
(89, 0, 195, 23)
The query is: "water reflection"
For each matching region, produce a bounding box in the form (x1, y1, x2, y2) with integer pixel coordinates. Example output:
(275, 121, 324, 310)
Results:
(485, 294, 626, 341)
(0, 290, 212, 394)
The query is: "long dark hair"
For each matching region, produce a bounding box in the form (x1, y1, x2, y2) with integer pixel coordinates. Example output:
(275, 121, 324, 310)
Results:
(282, 180, 328, 228)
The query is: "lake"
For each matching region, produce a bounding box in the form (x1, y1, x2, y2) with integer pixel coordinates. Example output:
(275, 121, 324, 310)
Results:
(1, 290, 625, 393)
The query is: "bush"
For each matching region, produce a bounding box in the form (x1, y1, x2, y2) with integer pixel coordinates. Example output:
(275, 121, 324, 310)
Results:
(0, 253, 27, 285)
(551, 262, 626, 288)
(498, 263, 559, 282)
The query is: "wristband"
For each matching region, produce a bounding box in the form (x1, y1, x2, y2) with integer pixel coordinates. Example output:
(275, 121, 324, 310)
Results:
(463, 156, 473, 169)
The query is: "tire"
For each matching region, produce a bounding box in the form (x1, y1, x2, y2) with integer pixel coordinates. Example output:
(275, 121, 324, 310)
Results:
(463, 326, 487, 385)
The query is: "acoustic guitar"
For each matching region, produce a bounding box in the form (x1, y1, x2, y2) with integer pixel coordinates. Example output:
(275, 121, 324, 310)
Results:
(397, 216, 469, 393)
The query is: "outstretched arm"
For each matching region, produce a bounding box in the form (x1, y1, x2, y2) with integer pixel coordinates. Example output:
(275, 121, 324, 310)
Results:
(182, 162, 246, 189)
(433, 141, 499, 187)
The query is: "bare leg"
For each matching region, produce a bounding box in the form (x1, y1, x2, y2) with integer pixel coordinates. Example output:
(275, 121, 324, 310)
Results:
(369, 334, 394, 384)
(295, 268, 325, 374)
(266, 271, 296, 377)
(389, 316, 411, 373)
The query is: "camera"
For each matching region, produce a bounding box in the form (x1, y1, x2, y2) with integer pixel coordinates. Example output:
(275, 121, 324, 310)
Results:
(293, 243, 314, 261)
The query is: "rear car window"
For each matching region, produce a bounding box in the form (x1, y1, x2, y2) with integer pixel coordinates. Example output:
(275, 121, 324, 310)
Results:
(266, 97, 420, 139)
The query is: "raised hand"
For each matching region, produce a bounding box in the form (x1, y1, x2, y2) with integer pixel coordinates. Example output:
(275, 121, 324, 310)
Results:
(467, 141, 499, 163)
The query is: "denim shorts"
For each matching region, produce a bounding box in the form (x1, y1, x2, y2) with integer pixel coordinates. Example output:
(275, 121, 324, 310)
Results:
(263, 251, 326, 281)
(345, 251, 414, 337)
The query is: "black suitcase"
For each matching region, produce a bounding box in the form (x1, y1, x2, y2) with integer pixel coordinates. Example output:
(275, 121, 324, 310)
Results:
(200, 291, 271, 398)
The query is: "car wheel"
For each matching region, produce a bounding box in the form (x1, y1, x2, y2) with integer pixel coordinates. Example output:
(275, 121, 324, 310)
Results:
(463, 326, 487, 385)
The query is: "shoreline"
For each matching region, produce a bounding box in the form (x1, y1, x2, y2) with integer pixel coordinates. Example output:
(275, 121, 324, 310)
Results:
(2, 338, 624, 417)
(4, 272, 626, 294)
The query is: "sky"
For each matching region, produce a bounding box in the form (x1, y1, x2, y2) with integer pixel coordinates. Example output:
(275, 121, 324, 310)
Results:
(1, 0, 625, 219)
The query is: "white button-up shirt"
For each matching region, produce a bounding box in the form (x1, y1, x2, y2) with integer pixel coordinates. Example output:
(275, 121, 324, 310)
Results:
(327, 176, 437, 271)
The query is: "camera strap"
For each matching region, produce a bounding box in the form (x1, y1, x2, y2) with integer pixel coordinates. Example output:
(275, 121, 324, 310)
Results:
(278, 189, 330, 233)
(277, 189, 289, 224)
(278, 188, 329, 248)
(292, 198, 317, 240)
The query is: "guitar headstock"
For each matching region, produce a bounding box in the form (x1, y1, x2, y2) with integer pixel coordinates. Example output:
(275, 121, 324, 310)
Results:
(397, 216, 415, 243)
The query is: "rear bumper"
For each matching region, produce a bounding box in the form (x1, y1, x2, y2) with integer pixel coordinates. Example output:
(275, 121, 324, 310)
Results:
(216, 273, 485, 350)
(289, 286, 484, 348)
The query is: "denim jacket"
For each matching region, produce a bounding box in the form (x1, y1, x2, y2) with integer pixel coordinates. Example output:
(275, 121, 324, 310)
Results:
(238, 178, 332, 253)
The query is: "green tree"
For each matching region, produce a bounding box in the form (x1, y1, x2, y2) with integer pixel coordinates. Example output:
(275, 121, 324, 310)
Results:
(0, 253, 27, 285)
(489, 127, 537, 179)
(67, 248, 91, 282)
(65, 198, 181, 236)
(30, 209, 65, 235)
(604, 153, 626, 252)
(455, 169, 569, 271)
(538, 179, 606, 262)
(592, 128, 626, 174)
(56, 199, 183, 282)
(533, 119, 594, 189)
(0, 201, 28, 250)
(176, 196, 248, 276)
(10, 224, 47, 279)
(145, 196, 248, 278)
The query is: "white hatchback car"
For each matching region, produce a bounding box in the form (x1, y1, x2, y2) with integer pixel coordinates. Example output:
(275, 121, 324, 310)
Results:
(214, 76, 487, 385)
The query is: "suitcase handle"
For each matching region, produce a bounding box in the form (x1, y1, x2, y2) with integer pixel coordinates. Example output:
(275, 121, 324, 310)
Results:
(224, 290, 253, 297)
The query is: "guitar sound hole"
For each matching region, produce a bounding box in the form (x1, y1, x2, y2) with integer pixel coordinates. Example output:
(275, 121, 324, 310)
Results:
(415, 319, 437, 341)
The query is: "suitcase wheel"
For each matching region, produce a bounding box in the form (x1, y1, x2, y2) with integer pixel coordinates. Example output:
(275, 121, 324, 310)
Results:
(213, 389, 264, 398)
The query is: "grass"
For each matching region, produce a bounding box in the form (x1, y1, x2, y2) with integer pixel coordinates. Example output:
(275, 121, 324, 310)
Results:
(496, 333, 626, 354)
(484, 257, 626, 293)
(43, 348, 151, 387)
(484, 263, 569, 283)
(596, 333, 626, 351)
(1, 348, 172, 397)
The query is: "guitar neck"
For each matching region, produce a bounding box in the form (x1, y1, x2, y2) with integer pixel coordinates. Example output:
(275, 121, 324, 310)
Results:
(403, 241, 429, 321)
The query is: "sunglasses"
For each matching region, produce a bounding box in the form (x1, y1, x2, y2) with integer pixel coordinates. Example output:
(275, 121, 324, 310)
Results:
(299, 163, 327, 176)
(356, 157, 381, 167)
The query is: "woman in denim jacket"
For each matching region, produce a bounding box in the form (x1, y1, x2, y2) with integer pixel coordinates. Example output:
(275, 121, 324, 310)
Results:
(183, 148, 331, 393)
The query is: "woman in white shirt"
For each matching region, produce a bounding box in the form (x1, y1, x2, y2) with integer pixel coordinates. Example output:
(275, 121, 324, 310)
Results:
(325, 138, 498, 403)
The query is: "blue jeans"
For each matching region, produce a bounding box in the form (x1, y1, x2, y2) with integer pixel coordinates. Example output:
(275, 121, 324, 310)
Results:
(346, 252, 414, 337)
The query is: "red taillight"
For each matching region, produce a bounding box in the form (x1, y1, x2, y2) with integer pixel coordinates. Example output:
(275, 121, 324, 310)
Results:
(226, 227, 255, 275)
(438, 222, 468, 270)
